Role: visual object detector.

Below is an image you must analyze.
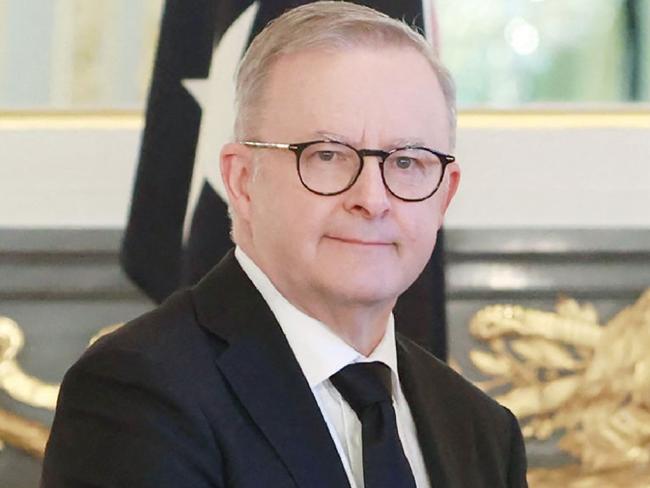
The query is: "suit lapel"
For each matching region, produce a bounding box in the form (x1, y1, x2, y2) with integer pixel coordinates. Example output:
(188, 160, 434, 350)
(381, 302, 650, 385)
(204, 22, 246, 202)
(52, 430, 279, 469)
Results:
(397, 334, 455, 487)
(191, 251, 350, 488)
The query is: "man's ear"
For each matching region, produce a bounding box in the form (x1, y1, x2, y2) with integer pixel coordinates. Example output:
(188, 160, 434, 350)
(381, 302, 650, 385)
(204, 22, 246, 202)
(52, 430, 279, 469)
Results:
(441, 162, 461, 213)
(220, 142, 255, 222)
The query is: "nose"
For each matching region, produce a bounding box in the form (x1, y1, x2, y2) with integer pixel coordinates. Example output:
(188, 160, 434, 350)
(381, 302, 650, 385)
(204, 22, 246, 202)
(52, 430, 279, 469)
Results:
(342, 156, 391, 219)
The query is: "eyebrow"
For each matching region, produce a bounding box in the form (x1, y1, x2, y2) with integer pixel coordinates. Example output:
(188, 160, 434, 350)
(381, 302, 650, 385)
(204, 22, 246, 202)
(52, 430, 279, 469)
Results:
(314, 130, 349, 143)
(389, 137, 428, 148)
(313, 131, 429, 149)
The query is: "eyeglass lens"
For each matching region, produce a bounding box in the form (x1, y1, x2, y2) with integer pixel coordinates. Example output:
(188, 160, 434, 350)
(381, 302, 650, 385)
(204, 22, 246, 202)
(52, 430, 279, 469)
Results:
(298, 141, 443, 200)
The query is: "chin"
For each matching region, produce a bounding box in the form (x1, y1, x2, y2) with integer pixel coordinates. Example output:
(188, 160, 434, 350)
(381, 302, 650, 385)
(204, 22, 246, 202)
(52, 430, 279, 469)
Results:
(322, 273, 405, 306)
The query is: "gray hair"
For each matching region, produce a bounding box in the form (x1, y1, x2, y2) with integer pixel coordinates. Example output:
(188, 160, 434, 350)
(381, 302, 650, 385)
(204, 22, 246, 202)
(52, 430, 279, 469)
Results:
(234, 1, 456, 148)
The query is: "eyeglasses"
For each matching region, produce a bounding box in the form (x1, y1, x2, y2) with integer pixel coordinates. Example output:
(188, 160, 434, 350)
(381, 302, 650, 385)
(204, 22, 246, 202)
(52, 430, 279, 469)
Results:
(241, 140, 455, 202)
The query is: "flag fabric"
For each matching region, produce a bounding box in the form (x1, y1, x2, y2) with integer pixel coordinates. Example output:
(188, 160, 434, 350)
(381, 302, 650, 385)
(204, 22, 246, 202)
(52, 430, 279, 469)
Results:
(121, 0, 448, 361)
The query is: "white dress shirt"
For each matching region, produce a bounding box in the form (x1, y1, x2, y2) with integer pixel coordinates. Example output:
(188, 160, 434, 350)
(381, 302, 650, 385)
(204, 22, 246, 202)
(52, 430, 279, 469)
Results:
(235, 247, 431, 488)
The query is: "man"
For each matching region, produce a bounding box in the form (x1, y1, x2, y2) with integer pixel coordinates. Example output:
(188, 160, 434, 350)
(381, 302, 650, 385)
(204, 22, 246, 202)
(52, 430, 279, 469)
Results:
(42, 2, 527, 487)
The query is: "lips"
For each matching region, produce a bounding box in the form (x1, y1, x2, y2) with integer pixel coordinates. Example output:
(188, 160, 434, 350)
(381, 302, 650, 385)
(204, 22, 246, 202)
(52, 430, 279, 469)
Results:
(325, 235, 394, 246)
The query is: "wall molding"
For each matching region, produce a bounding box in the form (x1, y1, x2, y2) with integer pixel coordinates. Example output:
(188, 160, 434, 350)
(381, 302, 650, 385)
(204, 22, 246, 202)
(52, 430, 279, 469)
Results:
(1, 228, 648, 301)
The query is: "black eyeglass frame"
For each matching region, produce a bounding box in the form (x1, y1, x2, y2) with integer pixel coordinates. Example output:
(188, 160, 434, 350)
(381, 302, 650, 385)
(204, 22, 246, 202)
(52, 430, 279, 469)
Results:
(241, 140, 455, 202)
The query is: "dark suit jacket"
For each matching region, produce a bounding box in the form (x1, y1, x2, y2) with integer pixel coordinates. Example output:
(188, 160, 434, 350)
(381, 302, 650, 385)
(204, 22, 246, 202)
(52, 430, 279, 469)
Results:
(42, 250, 527, 487)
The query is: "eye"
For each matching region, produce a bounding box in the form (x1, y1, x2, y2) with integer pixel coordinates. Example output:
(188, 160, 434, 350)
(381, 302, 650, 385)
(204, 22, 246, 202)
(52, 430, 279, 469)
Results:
(317, 151, 336, 161)
(395, 157, 415, 169)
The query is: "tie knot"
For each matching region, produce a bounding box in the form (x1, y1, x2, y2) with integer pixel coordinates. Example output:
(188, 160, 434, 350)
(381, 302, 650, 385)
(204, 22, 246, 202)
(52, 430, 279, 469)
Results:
(330, 361, 392, 416)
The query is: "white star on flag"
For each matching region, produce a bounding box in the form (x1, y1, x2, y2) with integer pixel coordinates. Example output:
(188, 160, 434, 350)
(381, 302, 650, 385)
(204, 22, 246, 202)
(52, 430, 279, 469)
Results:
(181, 2, 259, 241)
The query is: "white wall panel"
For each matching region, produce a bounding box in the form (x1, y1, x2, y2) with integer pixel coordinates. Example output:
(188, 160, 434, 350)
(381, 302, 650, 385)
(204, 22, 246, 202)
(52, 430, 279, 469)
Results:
(0, 122, 140, 227)
(447, 126, 650, 227)
(0, 118, 648, 228)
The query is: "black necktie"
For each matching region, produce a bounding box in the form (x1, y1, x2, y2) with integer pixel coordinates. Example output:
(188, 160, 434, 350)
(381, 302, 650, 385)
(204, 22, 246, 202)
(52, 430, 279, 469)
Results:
(331, 362, 417, 488)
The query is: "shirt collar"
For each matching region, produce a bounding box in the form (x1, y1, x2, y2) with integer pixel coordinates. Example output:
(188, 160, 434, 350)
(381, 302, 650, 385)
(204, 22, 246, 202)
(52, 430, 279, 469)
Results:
(234, 246, 399, 389)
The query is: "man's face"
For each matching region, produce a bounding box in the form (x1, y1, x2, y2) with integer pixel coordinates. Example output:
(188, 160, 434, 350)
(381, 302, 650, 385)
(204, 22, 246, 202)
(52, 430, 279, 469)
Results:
(235, 46, 459, 314)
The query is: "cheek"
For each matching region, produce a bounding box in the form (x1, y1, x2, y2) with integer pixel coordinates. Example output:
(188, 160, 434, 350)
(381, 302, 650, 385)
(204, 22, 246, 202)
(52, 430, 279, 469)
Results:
(252, 183, 327, 254)
(401, 201, 442, 240)
(396, 202, 444, 264)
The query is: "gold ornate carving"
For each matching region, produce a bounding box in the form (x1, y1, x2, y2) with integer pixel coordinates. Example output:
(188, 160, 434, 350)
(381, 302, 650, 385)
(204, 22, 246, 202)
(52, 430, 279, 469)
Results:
(0, 408, 49, 459)
(0, 316, 60, 458)
(0, 317, 59, 409)
(468, 289, 650, 486)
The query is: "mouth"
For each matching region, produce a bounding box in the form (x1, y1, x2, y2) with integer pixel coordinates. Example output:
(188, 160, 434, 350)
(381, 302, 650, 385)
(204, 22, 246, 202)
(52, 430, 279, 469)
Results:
(325, 236, 395, 247)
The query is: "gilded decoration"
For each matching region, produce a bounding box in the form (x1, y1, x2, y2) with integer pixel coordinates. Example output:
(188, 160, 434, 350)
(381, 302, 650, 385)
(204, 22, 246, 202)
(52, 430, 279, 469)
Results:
(1, 289, 650, 486)
(468, 289, 650, 486)
(0, 317, 56, 458)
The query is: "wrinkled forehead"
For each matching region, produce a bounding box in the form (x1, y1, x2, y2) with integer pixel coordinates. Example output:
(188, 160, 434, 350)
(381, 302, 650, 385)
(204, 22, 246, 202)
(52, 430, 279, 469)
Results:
(256, 46, 451, 150)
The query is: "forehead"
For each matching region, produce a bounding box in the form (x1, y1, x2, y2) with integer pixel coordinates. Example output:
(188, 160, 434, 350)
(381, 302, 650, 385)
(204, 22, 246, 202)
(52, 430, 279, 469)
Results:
(258, 46, 450, 149)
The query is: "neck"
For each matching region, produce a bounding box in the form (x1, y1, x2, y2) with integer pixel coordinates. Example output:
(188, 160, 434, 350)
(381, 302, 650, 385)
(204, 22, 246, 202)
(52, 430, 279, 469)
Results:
(237, 240, 394, 356)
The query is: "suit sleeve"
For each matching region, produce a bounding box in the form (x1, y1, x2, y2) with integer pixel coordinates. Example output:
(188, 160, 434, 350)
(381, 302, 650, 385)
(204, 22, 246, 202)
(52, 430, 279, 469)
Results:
(505, 408, 528, 488)
(41, 346, 223, 487)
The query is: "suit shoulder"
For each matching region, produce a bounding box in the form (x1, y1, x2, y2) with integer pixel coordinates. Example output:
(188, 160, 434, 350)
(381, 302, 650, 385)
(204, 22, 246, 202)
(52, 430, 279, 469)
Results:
(44, 290, 224, 487)
(397, 333, 512, 421)
(78, 289, 218, 370)
(58, 288, 226, 422)
(398, 335, 528, 485)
